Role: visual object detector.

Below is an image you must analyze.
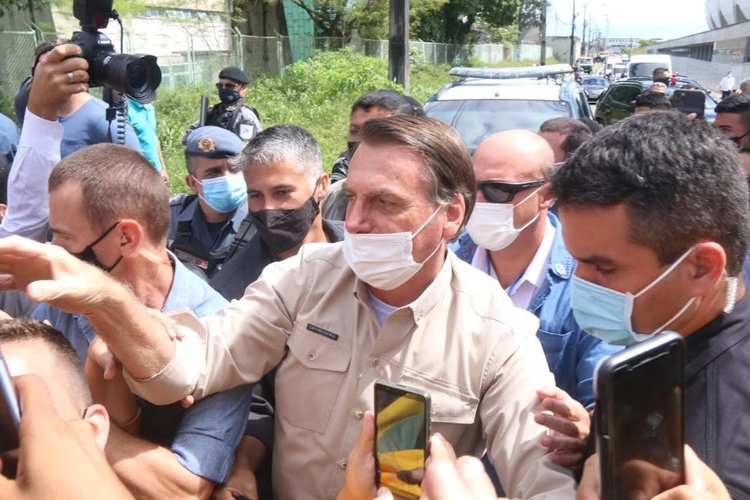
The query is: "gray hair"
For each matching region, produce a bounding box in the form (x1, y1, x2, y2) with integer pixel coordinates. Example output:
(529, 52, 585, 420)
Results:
(230, 125, 323, 189)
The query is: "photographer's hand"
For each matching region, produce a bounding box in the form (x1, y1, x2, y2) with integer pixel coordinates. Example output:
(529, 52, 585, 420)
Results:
(28, 43, 89, 121)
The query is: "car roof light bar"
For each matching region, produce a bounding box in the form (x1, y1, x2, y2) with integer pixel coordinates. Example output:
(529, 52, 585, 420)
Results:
(449, 64, 574, 80)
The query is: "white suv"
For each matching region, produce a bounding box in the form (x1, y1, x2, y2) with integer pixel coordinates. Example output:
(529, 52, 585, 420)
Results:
(423, 65, 593, 152)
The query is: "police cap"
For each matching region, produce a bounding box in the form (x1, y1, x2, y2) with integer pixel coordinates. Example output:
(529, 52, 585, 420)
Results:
(185, 126, 244, 159)
(218, 67, 250, 85)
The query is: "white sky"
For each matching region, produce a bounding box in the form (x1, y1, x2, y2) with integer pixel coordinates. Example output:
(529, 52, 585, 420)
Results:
(547, 0, 710, 42)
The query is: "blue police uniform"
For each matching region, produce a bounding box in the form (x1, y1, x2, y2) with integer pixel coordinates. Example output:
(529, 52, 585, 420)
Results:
(168, 126, 249, 278)
(31, 254, 255, 484)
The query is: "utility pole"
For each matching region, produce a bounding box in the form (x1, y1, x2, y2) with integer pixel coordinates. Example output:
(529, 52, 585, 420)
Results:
(581, 4, 587, 56)
(388, 0, 409, 92)
(569, 0, 576, 65)
(540, 1, 547, 65)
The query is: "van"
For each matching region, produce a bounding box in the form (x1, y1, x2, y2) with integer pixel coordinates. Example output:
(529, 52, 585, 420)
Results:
(627, 54, 672, 79)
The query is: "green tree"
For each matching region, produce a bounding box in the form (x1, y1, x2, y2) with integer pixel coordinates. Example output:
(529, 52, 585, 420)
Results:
(0, 0, 50, 23)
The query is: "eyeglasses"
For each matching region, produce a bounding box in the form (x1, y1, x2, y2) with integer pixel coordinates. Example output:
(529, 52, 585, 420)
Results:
(216, 82, 239, 90)
(477, 180, 546, 204)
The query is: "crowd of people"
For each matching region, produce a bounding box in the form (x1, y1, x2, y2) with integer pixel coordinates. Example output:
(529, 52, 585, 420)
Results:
(0, 39, 747, 500)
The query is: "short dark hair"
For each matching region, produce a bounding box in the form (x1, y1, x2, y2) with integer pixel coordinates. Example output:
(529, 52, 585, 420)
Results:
(539, 117, 593, 158)
(551, 111, 750, 275)
(49, 144, 170, 244)
(715, 93, 750, 132)
(653, 67, 670, 79)
(351, 90, 414, 116)
(0, 318, 92, 408)
(635, 91, 672, 110)
(359, 116, 476, 237)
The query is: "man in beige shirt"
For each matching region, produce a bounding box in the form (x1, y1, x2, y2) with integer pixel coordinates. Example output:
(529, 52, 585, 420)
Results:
(0, 116, 575, 499)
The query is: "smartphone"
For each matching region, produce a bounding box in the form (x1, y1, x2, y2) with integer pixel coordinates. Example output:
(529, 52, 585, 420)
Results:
(0, 351, 20, 455)
(670, 89, 705, 119)
(596, 332, 685, 500)
(374, 380, 431, 500)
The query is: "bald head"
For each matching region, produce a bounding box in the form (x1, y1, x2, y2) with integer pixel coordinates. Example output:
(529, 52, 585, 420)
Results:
(473, 130, 554, 183)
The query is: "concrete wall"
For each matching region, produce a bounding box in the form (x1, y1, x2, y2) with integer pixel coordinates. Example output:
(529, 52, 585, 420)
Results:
(670, 55, 750, 90)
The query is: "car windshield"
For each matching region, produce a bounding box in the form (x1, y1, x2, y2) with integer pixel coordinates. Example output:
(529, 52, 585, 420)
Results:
(584, 78, 607, 86)
(424, 99, 571, 151)
(629, 62, 666, 78)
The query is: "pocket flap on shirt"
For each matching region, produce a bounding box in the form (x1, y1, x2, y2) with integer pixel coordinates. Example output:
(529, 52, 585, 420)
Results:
(287, 325, 352, 372)
(400, 373, 479, 425)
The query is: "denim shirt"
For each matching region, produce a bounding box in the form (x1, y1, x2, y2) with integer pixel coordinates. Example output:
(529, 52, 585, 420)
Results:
(450, 213, 621, 407)
(32, 254, 253, 483)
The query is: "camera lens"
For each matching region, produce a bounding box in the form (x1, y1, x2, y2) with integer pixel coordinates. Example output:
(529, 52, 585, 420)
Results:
(91, 53, 162, 104)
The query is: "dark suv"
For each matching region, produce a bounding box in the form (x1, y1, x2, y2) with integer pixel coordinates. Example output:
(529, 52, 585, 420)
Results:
(595, 77, 717, 126)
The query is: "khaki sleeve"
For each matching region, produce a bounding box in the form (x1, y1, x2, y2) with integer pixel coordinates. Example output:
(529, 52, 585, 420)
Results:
(126, 254, 309, 403)
(480, 311, 577, 499)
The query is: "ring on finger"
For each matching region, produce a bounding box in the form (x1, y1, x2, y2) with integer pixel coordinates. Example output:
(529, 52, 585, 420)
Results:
(67, 71, 75, 84)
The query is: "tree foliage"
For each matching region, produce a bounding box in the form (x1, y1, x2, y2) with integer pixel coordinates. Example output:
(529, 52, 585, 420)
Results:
(0, 0, 49, 22)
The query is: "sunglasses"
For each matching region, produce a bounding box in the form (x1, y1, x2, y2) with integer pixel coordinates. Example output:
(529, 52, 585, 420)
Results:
(478, 180, 546, 204)
(216, 82, 239, 90)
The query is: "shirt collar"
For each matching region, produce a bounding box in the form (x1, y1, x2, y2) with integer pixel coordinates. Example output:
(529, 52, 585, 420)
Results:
(352, 248, 454, 326)
(508, 217, 555, 296)
(162, 251, 187, 313)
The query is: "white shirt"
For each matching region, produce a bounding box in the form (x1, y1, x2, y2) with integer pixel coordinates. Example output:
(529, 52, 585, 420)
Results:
(721, 75, 735, 91)
(470, 218, 555, 310)
(0, 110, 61, 242)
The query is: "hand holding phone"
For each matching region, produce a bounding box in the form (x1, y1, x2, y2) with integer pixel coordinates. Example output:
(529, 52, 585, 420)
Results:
(0, 350, 20, 456)
(595, 332, 685, 500)
(374, 380, 431, 500)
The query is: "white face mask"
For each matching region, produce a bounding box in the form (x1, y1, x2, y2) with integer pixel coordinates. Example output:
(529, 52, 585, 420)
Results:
(465, 187, 542, 251)
(343, 207, 442, 291)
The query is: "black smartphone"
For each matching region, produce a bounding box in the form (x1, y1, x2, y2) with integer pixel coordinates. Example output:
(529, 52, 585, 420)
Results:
(374, 380, 431, 500)
(596, 332, 685, 500)
(0, 351, 20, 455)
(670, 89, 706, 119)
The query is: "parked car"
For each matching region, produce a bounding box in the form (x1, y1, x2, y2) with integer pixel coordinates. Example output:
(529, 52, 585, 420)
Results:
(595, 76, 717, 126)
(423, 64, 594, 152)
(582, 76, 609, 102)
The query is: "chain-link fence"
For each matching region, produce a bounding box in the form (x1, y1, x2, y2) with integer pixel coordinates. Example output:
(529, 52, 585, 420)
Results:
(0, 31, 37, 101)
(0, 29, 553, 95)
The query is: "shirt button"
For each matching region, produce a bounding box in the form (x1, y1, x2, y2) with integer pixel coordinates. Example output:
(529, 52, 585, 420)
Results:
(340, 460, 347, 470)
(355, 410, 364, 419)
(307, 352, 316, 361)
(371, 358, 381, 366)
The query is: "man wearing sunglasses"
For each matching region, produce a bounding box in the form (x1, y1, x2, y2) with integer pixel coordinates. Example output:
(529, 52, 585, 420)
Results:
(451, 130, 621, 473)
(185, 67, 262, 143)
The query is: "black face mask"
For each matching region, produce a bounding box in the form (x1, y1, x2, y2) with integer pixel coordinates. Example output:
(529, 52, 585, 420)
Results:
(72, 221, 123, 272)
(249, 195, 320, 254)
(219, 88, 240, 105)
(730, 130, 750, 148)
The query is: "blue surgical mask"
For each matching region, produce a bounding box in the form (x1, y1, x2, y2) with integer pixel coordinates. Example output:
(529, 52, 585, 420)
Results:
(570, 245, 697, 346)
(193, 174, 247, 213)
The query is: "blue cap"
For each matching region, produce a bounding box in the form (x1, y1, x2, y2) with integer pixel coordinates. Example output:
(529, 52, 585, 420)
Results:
(185, 126, 243, 158)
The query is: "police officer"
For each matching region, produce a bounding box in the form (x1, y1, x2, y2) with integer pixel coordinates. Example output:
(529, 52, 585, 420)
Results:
(185, 67, 262, 143)
(168, 126, 250, 279)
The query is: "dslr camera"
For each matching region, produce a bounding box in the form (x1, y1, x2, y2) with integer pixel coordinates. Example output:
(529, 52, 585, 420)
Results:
(71, 0, 161, 103)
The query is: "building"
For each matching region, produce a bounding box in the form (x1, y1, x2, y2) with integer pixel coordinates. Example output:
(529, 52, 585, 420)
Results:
(646, 0, 750, 87)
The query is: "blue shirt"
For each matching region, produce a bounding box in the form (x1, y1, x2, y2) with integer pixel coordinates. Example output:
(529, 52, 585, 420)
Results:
(0, 113, 19, 162)
(59, 97, 142, 158)
(450, 213, 622, 407)
(32, 254, 252, 484)
(127, 99, 162, 172)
